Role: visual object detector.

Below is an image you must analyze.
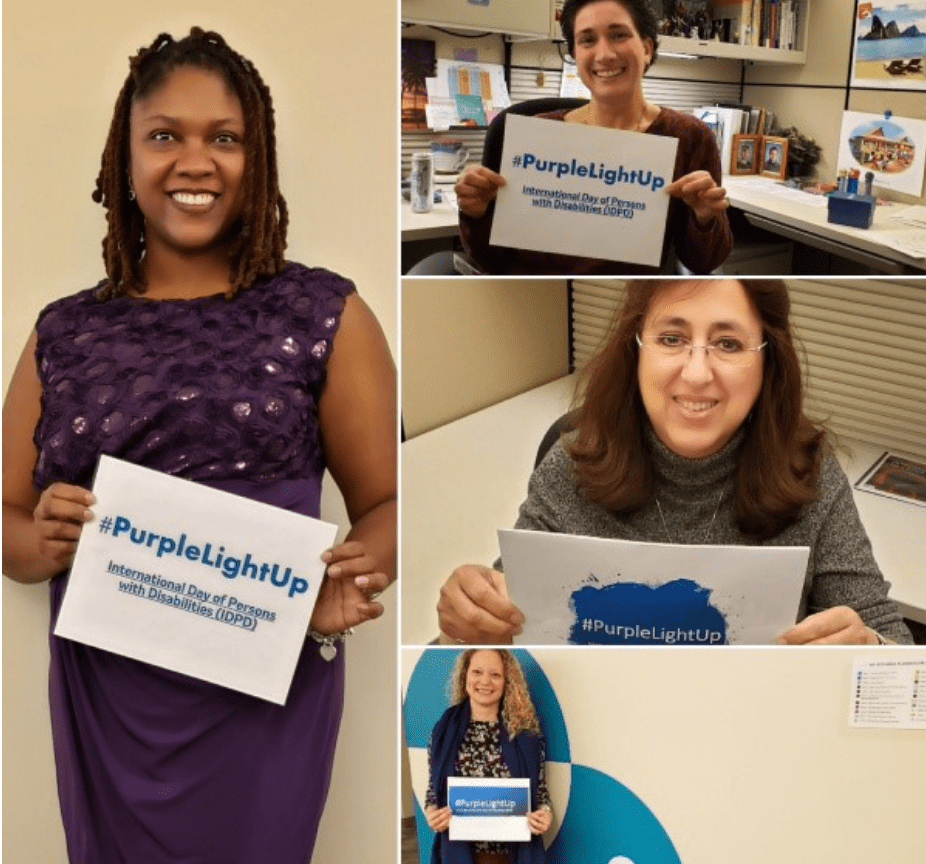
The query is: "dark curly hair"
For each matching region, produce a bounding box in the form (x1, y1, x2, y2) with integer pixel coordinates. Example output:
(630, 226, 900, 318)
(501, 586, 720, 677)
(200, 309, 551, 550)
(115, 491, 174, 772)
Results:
(567, 279, 827, 540)
(560, 0, 660, 68)
(92, 27, 288, 298)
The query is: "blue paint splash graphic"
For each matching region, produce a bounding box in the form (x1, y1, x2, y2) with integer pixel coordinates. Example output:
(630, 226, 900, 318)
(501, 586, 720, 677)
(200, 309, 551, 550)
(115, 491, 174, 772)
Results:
(568, 577, 728, 645)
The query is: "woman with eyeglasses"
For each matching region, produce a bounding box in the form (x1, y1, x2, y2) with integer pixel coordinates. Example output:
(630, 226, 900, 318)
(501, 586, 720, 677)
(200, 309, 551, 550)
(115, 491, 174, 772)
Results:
(437, 279, 912, 645)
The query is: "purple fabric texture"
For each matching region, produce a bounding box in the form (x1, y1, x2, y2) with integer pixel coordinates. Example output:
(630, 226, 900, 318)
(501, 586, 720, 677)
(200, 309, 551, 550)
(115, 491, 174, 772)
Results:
(33, 262, 354, 864)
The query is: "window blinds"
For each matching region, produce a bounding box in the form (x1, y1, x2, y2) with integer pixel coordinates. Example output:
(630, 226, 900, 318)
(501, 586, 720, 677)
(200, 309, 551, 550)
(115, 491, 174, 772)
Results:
(570, 278, 926, 459)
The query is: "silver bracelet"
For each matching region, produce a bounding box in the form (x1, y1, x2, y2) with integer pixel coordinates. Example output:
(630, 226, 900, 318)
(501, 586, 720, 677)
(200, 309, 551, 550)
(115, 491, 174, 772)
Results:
(309, 627, 353, 661)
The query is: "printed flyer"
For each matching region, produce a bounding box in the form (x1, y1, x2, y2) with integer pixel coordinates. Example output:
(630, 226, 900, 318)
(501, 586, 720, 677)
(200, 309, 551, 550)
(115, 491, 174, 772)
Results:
(447, 777, 531, 842)
(489, 114, 678, 266)
(499, 529, 809, 645)
(54, 455, 337, 704)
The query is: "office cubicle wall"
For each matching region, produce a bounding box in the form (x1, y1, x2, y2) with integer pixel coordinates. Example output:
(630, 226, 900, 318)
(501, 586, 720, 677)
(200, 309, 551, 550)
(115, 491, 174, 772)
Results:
(403, 647, 926, 864)
(744, 0, 926, 203)
(402, 279, 569, 438)
(571, 279, 926, 460)
(400, 27, 742, 179)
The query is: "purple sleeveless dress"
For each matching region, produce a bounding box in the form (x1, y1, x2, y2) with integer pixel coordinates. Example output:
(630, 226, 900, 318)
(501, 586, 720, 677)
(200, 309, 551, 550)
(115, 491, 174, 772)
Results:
(33, 263, 353, 864)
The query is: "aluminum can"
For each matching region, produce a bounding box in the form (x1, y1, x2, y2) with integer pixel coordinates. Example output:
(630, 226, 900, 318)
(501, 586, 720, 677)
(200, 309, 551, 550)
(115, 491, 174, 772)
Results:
(410, 152, 434, 213)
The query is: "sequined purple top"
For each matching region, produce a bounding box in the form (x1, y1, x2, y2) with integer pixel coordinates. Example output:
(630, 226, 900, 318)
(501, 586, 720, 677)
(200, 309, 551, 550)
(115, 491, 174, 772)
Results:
(33, 262, 354, 496)
(33, 262, 355, 863)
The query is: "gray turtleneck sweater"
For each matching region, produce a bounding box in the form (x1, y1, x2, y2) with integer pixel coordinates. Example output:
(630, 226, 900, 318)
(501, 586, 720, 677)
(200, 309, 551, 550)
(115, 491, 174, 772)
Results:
(503, 427, 912, 643)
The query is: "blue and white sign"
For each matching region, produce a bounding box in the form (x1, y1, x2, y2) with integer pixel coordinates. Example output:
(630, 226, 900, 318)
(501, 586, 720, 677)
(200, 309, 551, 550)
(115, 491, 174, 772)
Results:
(489, 113, 678, 266)
(499, 529, 809, 645)
(448, 777, 531, 842)
(54, 455, 337, 704)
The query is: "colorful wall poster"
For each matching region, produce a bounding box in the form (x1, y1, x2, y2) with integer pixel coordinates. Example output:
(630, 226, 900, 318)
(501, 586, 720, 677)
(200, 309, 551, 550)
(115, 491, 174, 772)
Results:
(836, 110, 926, 196)
(851, 1, 926, 89)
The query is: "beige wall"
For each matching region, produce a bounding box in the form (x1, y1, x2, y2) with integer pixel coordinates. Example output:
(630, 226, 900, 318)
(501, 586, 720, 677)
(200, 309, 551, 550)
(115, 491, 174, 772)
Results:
(403, 647, 926, 864)
(401, 278, 570, 438)
(2, 1, 396, 862)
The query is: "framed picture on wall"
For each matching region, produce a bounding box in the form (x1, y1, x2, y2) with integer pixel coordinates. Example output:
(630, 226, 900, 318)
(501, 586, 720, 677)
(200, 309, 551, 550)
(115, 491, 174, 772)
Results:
(760, 136, 789, 179)
(731, 133, 760, 174)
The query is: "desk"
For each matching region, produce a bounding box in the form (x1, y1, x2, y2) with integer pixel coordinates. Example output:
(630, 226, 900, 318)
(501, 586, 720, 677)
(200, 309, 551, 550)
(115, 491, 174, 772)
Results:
(401, 198, 459, 241)
(725, 176, 926, 274)
(402, 376, 575, 644)
(401, 376, 925, 644)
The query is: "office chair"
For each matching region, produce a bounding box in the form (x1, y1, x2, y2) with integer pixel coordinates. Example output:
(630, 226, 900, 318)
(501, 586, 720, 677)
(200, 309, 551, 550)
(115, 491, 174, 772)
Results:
(405, 98, 589, 276)
(534, 410, 578, 468)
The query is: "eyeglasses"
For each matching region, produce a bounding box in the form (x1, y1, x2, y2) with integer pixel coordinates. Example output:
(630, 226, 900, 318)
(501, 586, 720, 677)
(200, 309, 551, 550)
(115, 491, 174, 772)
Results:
(636, 333, 767, 367)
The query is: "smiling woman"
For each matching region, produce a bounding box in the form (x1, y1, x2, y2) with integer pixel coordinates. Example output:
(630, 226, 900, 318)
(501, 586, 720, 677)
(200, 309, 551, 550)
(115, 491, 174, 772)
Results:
(425, 650, 552, 864)
(2, 26, 396, 864)
(436, 279, 913, 647)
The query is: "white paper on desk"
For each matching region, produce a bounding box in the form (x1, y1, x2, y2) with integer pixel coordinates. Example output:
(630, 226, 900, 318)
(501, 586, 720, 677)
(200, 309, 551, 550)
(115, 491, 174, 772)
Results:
(54, 456, 337, 704)
(499, 529, 809, 645)
(489, 114, 677, 266)
(448, 777, 531, 842)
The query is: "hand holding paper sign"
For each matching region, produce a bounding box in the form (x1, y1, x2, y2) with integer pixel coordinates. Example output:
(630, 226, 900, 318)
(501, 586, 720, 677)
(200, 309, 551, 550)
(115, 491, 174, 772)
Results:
(527, 806, 552, 835)
(455, 165, 506, 218)
(314, 539, 389, 634)
(30, 482, 95, 575)
(776, 605, 879, 645)
(665, 170, 729, 226)
(425, 804, 452, 833)
(437, 564, 522, 644)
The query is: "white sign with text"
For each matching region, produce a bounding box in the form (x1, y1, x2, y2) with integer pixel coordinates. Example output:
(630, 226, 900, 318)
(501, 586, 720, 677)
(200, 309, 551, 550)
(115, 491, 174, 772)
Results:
(489, 113, 678, 265)
(499, 529, 809, 646)
(55, 456, 337, 704)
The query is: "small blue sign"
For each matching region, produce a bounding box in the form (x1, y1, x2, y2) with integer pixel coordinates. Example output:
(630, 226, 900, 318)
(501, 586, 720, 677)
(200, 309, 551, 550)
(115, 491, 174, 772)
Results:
(449, 784, 529, 817)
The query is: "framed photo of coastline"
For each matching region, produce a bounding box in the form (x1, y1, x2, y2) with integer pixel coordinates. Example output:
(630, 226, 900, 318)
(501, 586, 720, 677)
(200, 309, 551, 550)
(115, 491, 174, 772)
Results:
(731, 133, 760, 174)
(850, 1, 926, 91)
(760, 136, 789, 179)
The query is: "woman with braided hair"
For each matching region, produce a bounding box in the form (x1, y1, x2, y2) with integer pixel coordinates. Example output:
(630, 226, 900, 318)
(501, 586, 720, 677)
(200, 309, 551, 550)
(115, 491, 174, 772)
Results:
(2, 27, 396, 863)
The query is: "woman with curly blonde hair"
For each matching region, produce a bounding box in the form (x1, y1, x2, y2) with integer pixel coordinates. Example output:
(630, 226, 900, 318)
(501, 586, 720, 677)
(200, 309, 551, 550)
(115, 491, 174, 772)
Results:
(426, 650, 551, 864)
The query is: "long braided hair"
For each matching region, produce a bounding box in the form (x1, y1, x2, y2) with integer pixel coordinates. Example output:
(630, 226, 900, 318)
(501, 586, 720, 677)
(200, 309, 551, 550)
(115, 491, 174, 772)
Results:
(92, 27, 288, 298)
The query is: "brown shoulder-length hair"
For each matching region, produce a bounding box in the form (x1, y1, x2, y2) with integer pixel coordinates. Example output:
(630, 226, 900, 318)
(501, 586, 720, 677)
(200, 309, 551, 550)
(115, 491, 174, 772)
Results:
(450, 649, 541, 739)
(566, 279, 826, 540)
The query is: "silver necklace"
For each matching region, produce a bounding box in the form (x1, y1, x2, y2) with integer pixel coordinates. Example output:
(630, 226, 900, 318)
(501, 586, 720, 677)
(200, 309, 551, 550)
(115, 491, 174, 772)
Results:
(655, 489, 724, 544)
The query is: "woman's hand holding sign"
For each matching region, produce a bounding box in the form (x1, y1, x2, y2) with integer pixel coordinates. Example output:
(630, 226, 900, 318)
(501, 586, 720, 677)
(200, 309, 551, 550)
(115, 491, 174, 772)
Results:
(437, 564, 524, 644)
(455, 166, 507, 218)
(313, 540, 389, 635)
(665, 170, 728, 227)
(33, 483, 95, 570)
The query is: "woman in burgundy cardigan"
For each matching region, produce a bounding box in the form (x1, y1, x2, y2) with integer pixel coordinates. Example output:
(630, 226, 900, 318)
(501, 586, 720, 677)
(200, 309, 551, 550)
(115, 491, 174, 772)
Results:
(455, 0, 732, 275)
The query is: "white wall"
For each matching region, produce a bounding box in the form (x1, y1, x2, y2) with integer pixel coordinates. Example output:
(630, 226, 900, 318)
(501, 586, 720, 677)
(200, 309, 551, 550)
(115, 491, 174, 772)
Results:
(403, 647, 926, 864)
(2, 1, 396, 862)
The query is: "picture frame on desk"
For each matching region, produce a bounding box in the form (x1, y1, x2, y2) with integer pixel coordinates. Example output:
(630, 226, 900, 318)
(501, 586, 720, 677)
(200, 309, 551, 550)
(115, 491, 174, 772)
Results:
(731, 133, 760, 175)
(760, 136, 788, 179)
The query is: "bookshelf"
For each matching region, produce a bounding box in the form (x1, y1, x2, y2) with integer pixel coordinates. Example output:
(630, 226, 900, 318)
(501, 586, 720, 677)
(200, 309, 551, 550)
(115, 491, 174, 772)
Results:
(550, 0, 809, 64)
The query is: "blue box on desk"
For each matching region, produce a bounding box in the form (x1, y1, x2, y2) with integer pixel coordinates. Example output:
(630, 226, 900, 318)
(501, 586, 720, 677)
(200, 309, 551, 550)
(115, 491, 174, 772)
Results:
(827, 191, 876, 229)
